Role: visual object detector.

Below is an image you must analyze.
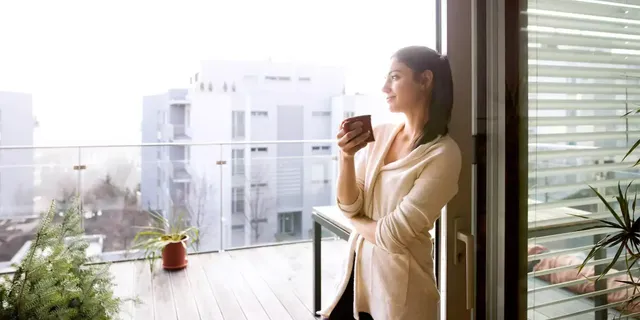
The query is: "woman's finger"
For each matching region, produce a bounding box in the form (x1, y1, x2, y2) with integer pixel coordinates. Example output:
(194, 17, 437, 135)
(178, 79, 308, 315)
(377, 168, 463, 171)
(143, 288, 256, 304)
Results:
(343, 132, 369, 151)
(344, 127, 363, 142)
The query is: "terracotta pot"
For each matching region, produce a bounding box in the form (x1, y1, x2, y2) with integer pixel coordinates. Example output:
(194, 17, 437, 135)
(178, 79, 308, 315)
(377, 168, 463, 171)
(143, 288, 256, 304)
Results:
(162, 235, 189, 270)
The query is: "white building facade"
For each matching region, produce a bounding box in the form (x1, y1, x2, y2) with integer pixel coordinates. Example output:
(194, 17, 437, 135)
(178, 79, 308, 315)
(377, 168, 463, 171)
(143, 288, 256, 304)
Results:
(0, 91, 35, 217)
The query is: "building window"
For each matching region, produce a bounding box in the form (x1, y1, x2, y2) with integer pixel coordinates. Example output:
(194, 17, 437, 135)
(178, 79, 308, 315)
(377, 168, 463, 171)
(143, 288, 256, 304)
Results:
(251, 147, 268, 152)
(265, 76, 291, 81)
(311, 145, 331, 151)
(298, 77, 311, 81)
(278, 211, 302, 235)
(232, 149, 245, 176)
(251, 183, 268, 188)
(312, 111, 331, 117)
(344, 111, 355, 119)
(232, 187, 244, 214)
(232, 111, 245, 138)
(251, 111, 268, 117)
(311, 163, 329, 184)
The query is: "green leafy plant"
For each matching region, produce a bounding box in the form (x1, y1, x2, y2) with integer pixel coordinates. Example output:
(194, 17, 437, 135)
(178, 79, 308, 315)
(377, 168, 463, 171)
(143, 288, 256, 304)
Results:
(0, 200, 136, 320)
(572, 183, 640, 275)
(131, 210, 199, 271)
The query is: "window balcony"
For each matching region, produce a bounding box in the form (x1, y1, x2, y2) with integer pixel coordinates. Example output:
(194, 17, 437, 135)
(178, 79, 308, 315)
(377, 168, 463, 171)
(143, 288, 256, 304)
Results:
(171, 124, 192, 141)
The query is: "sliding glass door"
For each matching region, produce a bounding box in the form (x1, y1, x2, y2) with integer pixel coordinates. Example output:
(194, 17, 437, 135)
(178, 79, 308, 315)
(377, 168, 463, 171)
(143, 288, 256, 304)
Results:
(490, 0, 640, 318)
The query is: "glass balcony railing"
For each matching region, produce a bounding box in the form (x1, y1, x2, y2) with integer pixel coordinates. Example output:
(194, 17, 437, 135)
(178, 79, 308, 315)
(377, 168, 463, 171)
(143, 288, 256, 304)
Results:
(0, 140, 338, 270)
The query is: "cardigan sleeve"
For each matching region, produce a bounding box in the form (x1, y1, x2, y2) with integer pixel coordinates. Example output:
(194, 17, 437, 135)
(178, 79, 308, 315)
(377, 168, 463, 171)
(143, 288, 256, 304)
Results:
(375, 146, 461, 253)
(336, 145, 368, 218)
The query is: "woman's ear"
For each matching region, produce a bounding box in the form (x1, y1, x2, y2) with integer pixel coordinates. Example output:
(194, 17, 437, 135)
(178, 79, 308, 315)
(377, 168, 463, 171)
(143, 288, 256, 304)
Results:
(421, 70, 434, 90)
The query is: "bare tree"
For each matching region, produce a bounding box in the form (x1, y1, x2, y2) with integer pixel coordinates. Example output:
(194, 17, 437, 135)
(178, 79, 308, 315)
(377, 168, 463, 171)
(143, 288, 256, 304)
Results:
(187, 176, 215, 249)
(243, 166, 273, 244)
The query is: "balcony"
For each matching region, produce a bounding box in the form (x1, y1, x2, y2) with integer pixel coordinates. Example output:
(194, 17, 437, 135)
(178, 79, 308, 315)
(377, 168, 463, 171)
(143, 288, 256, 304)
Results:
(171, 160, 191, 182)
(168, 98, 189, 106)
(171, 124, 192, 141)
(1, 131, 639, 318)
(168, 89, 189, 106)
(108, 240, 345, 320)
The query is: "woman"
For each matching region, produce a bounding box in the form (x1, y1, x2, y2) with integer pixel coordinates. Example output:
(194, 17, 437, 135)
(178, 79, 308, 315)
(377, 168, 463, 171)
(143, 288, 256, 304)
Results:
(318, 46, 462, 320)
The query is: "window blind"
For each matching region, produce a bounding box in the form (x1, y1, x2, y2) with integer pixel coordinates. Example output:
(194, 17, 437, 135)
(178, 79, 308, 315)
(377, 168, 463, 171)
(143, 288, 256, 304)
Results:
(527, 0, 640, 319)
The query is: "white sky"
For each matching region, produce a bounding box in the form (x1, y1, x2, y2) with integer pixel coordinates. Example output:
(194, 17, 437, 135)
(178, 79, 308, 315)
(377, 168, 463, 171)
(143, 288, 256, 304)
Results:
(0, 0, 436, 145)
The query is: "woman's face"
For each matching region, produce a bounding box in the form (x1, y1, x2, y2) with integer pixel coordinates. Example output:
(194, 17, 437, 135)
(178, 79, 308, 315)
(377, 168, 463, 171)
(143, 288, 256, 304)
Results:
(381, 58, 432, 114)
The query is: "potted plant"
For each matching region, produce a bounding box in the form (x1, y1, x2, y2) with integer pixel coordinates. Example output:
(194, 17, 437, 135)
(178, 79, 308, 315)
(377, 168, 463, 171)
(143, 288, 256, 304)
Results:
(132, 210, 199, 271)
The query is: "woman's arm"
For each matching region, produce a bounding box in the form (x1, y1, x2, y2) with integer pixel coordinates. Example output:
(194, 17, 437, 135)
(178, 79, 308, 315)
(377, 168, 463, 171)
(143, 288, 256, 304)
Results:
(336, 153, 364, 217)
(335, 122, 370, 217)
(350, 215, 377, 243)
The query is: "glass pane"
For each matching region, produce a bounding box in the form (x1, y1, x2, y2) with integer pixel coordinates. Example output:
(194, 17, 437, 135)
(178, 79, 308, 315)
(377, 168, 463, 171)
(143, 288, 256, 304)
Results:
(526, 0, 640, 318)
(77, 145, 146, 261)
(0, 146, 79, 271)
(222, 141, 335, 249)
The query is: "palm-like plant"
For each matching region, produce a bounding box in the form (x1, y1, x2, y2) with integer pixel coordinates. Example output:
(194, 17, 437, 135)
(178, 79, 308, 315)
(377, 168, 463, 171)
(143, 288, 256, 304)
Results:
(131, 210, 199, 271)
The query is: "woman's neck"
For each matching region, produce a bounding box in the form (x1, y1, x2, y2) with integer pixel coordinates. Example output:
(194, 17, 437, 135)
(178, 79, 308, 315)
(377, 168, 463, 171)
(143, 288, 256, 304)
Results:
(402, 111, 429, 141)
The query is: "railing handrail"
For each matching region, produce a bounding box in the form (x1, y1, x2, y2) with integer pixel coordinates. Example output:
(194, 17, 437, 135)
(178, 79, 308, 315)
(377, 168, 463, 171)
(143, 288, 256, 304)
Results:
(0, 139, 338, 150)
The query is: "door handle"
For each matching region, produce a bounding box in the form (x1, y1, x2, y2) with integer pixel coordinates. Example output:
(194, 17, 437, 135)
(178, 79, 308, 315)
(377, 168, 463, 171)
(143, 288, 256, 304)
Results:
(454, 217, 475, 310)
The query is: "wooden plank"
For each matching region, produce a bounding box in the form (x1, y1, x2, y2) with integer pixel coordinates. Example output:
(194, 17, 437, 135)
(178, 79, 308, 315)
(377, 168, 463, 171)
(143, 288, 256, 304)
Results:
(184, 254, 224, 320)
(151, 260, 178, 320)
(199, 253, 247, 320)
(169, 268, 200, 320)
(230, 248, 315, 320)
(255, 245, 313, 312)
(319, 240, 348, 307)
(133, 261, 155, 320)
(215, 252, 269, 320)
(109, 261, 135, 320)
(225, 249, 294, 320)
(277, 240, 348, 306)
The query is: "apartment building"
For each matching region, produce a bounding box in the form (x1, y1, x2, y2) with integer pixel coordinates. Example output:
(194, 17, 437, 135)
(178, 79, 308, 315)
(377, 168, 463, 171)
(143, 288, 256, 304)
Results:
(0, 91, 35, 217)
(142, 60, 355, 250)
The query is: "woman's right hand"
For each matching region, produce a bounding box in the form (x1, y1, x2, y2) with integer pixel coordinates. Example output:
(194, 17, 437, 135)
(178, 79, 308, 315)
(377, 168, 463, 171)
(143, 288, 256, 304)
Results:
(337, 121, 371, 158)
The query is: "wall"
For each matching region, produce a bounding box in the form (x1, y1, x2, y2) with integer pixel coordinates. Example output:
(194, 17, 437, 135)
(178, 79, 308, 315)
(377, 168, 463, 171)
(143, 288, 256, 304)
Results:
(0, 91, 34, 217)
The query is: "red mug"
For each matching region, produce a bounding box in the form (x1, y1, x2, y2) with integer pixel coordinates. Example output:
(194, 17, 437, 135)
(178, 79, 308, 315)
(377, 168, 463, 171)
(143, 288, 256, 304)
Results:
(341, 115, 375, 143)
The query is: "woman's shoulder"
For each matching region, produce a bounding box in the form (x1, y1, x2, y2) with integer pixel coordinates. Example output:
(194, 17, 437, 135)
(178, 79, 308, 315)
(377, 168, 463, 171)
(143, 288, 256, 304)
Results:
(426, 135, 462, 170)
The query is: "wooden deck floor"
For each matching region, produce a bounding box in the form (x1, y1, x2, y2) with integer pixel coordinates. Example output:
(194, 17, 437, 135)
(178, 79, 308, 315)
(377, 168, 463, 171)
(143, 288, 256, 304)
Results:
(109, 240, 347, 320)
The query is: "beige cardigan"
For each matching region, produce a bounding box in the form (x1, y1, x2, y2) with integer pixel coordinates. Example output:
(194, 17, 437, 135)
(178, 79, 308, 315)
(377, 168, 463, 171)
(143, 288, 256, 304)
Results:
(318, 123, 461, 320)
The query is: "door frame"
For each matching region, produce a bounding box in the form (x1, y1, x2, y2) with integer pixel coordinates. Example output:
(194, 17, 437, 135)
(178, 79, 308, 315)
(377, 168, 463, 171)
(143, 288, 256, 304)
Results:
(483, 0, 529, 318)
(441, 0, 480, 319)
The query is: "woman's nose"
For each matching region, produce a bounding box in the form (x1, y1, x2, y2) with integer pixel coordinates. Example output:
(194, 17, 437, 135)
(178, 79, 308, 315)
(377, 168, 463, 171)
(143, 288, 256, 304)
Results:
(381, 82, 391, 94)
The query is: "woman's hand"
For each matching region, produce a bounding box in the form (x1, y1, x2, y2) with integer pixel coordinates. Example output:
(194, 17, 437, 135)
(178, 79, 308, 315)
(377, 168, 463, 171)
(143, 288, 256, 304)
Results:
(337, 121, 371, 158)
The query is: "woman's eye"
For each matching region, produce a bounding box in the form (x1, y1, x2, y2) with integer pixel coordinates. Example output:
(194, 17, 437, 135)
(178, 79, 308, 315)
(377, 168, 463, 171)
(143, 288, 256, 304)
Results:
(391, 75, 399, 80)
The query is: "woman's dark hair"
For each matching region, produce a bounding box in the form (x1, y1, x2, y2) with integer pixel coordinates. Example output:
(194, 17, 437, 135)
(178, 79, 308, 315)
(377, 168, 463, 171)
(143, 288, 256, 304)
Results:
(392, 46, 454, 149)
